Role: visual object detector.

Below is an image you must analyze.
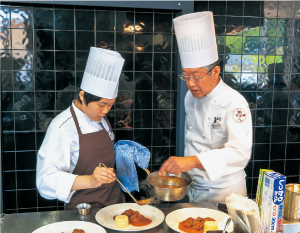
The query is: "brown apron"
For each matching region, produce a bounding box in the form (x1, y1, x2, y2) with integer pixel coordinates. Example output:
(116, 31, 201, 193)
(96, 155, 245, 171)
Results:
(65, 105, 125, 210)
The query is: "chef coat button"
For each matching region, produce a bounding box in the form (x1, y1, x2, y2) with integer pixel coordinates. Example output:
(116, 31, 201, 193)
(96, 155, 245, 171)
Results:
(198, 149, 201, 152)
(208, 117, 211, 120)
(187, 143, 189, 146)
(189, 126, 192, 130)
(214, 99, 217, 102)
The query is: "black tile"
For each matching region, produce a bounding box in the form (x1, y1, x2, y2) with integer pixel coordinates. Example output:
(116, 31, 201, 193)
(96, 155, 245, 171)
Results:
(277, 19, 294, 38)
(1, 71, 13, 91)
(255, 109, 271, 126)
(285, 160, 300, 176)
(258, 74, 274, 91)
(135, 12, 153, 33)
(15, 132, 35, 151)
(227, 1, 243, 16)
(209, 1, 226, 15)
(269, 160, 285, 175)
(244, 1, 261, 17)
(133, 129, 151, 146)
(3, 171, 16, 190)
(55, 31, 74, 50)
(14, 92, 34, 111)
(170, 91, 176, 110)
(273, 91, 289, 108)
(96, 31, 114, 50)
(33, 8, 53, 29)
(36, 92, 55, 111)
(34, 30, 54, 50)
(56, 91, 76, 110)
(17, 189, 37, 208)
(153, 72, 171, 90)
(274, 74, 289, 90)
(271, 126, 287, 143)
(153, 129, 170, 146)
(3, 133, 15, 151)
(35, 71, 55, 90)
(116, 12, 134, 32)
(172, 72, 178, 91)
(0, 6, 10, 28)
(135, 53, 152, 71)
(96, 11, 115, 31)
(253, 161, 270, 178)
(243, 36, 259, 54)
(154, 91, 170, 109)
(116, 32, 134, 51)
(286, 143, 300, 159)
(35, 51, 54, 71)
(119, 72, 134, 91)
(135, 33, 153, 52)
(254, 144, 269, 160)
(56, 71, 75, 90)
(116, 110, 132, 128)
(12, 50, 33, 70)
(119, 52, 133, 71)
(260, 18, 277, 37)
(1, 50, 12, 70)
(240, 92, 256, 109)
(3, 152, 15, 171)
(154, 53, 171, 71)
(292, 56, 300, 73)
(260, 37, 276, 55)
(115, 129, 133, 142)
(261, 1, 278, 18)
(241, 74, 257, 90)
(12, 29, 33, 50)
(272, 109, 288, 126)
(116, 91, 133, 110)
(38, 192, 58, 207)
(286, 176, 300, 184)
(255, 127, 271, 143)
(246, 178, 252, 196)
(154, 13, 172, 33)
(194, 1, 208, 12)
(295, 20, 300, 38)
(76, 72, 84, 89)
(75, 10, 94, 30)
(293, 39, 300, 55)
(36, 132, 46, 150)
(38, 207, 58, 212)
(214, 16, 225, 35)
(152, 147, 169, 165)
(2, 112, 14, 131)
(4, 191, 17, 210)
(226, 17, 243, 35)
(276, 37, 293, 56)
(55, 9, 74, 30)
(134, 110, 152, 128)
(18, 208, 38, 213)
(245, 161, 253, 177)
(55, 51, 74, 70)
(76, 51, 89, 71)
(287, 126, 300, 142)
(76, 31, 94, 51)
(16, 151, 37, 170)
(153, 110, 171, 128)
(275, 56, 292, 73)
(11, 7, 33, 29)
(289, 92, 300, 108)
(270, 143, 286, 160)
(154, 33, 171, 52)
(278, 1, 294, 19)
(15, 112, 35, 131)
(13, 71, 34, 92)
(288, 109, 300, 126)
(2, 92, 13, 111)
(223, 73, 240, 91)
(17, 171, 36, 189)
(134, 91, 152, 109)
(252, 178, 259, 196)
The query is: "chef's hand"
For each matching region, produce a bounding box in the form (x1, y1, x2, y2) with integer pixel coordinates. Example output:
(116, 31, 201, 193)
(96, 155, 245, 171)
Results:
(89, 167, 116, 188)
(158, 156, 204, 175)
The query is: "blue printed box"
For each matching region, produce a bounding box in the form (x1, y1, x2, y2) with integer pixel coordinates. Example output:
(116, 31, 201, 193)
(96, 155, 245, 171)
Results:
(261, 172, 286, 233)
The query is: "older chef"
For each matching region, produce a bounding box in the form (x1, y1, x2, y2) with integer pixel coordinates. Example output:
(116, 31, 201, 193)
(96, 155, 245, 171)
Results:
(37, 47, 126, 209)
(159, 12, 253, 202)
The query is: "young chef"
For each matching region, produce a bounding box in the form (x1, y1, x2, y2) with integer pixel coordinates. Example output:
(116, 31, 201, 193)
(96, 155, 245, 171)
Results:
(159, 12, 253, 202)
(37, 47, 126, 209)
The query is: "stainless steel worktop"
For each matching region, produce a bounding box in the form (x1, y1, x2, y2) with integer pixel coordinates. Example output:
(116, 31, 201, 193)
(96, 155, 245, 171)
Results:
(1, 202, 299, 233)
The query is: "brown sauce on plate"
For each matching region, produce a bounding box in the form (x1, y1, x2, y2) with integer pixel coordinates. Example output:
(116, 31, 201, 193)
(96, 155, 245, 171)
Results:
(178, 217, 216, 233)
(113, 209, 152, 227)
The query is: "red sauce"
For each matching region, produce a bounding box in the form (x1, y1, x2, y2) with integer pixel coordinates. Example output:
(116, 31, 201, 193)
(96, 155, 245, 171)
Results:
(178, 217, 216, 233)
(113, 209, 152, 227)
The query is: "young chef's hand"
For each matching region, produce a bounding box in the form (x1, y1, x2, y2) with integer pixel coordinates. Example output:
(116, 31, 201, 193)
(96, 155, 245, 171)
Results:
(90, 167, 116, 188)
(158, 156, 204, 175)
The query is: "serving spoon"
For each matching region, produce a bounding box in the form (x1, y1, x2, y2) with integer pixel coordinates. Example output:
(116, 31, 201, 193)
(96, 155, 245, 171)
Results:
(99, 163, 151, 206)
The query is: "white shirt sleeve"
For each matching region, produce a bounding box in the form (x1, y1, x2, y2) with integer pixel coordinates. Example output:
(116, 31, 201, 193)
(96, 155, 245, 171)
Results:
(197, 104, 252, 182)
(36, 126, 77, 203)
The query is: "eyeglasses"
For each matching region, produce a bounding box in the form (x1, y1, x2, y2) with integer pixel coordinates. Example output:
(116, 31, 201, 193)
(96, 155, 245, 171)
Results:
(178, 67, 214, 83)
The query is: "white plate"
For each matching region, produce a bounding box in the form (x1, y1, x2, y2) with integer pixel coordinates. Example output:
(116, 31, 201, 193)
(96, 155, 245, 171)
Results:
(166, 208, 234, 232)
(95, 203, 164, 231)
(32, 221, 106, 233)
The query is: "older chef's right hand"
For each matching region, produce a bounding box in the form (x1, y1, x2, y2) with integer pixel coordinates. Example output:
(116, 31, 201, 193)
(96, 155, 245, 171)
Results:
(90, 167, 116, 188)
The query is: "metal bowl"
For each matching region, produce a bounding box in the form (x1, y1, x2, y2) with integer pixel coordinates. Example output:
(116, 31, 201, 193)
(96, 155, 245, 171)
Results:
(76, 203, 91, 215)
(147, 171, 192, 201)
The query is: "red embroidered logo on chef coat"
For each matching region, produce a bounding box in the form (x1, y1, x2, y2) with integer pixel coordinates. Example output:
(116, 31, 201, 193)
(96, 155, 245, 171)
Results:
(231, 108, 247, 123)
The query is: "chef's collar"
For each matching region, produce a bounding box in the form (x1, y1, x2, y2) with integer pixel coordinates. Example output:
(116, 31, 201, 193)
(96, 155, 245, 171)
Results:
(72, 101, 96, 123)
(197, 77, 223, 100)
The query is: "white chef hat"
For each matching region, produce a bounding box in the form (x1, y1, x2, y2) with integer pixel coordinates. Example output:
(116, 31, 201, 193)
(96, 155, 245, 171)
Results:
(80, 47, 125, 99)
(173, 11, 218, 69)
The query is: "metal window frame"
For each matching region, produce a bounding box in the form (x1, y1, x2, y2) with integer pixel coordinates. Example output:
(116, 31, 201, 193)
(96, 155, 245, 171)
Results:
(0, 0, 193, 215)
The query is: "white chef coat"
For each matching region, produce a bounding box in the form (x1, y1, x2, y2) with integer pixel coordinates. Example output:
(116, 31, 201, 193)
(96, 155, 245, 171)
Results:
(185, 78, 252, 191)
(36, 101, 114, 203)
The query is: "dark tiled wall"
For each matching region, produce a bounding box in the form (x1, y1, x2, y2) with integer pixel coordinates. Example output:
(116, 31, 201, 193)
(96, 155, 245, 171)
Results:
(194, 1, 300, 199)
(1, 3, 178, 213)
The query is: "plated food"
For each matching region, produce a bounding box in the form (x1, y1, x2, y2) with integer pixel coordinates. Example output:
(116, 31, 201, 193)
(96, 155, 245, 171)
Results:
(72, 230, 85, 233)
(178, 217, 217, 233)
(113, 209, 152, 228)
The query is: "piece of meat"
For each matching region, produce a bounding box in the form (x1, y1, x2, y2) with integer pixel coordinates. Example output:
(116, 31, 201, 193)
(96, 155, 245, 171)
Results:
(183, 220, 192, 227)
(192, 221, 204, 230)
(186, 217, 194, 225)
(72, 229, 85, 233)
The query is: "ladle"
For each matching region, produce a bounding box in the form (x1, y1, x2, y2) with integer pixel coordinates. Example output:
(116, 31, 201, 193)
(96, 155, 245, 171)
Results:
(99, 163, 151, 206)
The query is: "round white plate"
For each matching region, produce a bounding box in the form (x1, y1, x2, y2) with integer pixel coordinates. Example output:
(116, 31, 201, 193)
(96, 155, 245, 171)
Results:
(32, 221, 106, 233)
(165, 208, 233, 232)
(95, 203, 164, 231)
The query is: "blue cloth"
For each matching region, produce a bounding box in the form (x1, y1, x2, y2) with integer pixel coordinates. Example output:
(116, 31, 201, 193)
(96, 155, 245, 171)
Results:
(115, 140, 150, 193)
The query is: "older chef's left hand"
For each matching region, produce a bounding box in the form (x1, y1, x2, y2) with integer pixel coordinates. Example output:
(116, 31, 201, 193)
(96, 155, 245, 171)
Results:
(158, 156, 204, 175)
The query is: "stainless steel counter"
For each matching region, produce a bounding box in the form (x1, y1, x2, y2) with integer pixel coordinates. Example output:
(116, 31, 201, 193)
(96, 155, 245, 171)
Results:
(1, 202, 299, 233)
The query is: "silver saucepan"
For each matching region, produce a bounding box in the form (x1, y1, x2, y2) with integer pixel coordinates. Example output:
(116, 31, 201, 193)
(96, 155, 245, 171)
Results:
(147, 171, 192, 201)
